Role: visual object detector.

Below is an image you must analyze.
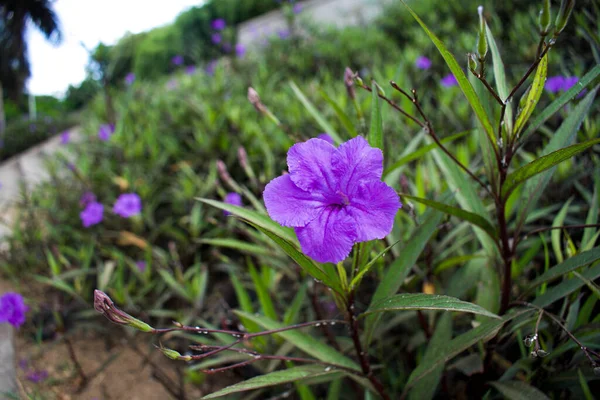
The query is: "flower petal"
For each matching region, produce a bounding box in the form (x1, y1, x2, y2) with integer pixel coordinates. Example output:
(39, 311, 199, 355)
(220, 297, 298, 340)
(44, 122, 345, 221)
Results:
(295, 207, 357, 263)
(287, 138, 337, 193)
(264, 174, 326, 227)
(331, 136, 383, 196)
(346, 181, 401, 242)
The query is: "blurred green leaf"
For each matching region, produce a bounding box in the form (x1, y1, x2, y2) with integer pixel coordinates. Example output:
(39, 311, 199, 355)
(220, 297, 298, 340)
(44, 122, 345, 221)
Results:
(368, 81, 383, 150)
(490, 380, 550, 400)
(199, 238, 274, 257)
(485, 24, 513, 135)
(475, 263, 501, 321)
(551, 198, 574, 263)
(533, 262, 600, 307)
(320, 90, 358, 138)
(514, 54, 547, 135)
(527, 246, 600, 289)
(248, 262, 278, 321)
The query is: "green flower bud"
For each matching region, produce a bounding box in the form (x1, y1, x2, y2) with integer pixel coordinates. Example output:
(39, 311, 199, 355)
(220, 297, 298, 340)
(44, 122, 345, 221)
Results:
(158, 347, 192, 362)
(554, 0, 575, 35)
(477, 6, 488, 60)
(467, 53, 478, 72)
(538, 0, 552, 35)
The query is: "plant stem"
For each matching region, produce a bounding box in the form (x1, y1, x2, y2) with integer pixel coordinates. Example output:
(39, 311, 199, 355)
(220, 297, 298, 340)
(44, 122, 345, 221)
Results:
(346, 292, 391, 400)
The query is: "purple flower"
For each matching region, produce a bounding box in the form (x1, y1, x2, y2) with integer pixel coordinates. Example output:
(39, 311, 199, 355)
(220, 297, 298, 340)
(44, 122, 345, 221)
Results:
(98, 124, 115, 141)
(211, 18, 226, 30)
(0, 292, 29, 328)
(125, 72, 136, 86)
(441, 73, 458, 87)
(185, 65, 196, 75)
(135, 261, 147, 272)
(211, 33, 222, 44)
(561, 76, 578, 91)
(206, 60, 217, 75)
(278, 29, 291, 40)
(26, 370, 48, 383)
(60, 131, 70, 144)
(172, 55, 184, 66)
(235, 44, 246, 58)
(415, 56, 432, 70)
(263, 136, 401, 263)
(80, 202, 104, 227)
(80, 191, 97, 206)
(545, 76, 564, 93)
(224, 192, 242, 216)
(293, 3, 302, 13)
(113, 193, 142, 218)
(317, 133, 334, 145)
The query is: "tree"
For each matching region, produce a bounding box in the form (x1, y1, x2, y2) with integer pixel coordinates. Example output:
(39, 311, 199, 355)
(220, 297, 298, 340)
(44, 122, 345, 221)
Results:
(0, 0, 61, 139)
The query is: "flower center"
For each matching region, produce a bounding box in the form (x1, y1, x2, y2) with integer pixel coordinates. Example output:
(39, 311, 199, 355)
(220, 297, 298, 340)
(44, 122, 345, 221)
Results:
(336, 191, 351, 206)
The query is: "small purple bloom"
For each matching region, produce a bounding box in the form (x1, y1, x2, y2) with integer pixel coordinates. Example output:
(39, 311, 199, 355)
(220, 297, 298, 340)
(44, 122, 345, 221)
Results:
(80, 202, 104, 227)
(113, 193, 142, 218)
(545, 76, 564, 93)
(293, 3, 302, 13)
(235, 44, 246, 58)
(19, 358, 29, 370)
(135, 261, 147, 272)
(211, 33, 222, 44)
(0, 292, 29, 328)
(415, 56, 432, 70)
(278, 29, 291, 40)
(211, 18, 226, 30)
(125, 72, 135, 86)
(98, 124, 115, 141)
(172, 55, 184, 66)
(441, 73, 458, 87)
(185, 65, 196, 75)
(561, 76, 578, 91)
(317, 133, 334, 145)
(26, 370, 48, 383)
(80, 191, 97, 206)
(224, 192, 242, 216)
(263, 136, 401, 263)
(60, 131, 70, 144)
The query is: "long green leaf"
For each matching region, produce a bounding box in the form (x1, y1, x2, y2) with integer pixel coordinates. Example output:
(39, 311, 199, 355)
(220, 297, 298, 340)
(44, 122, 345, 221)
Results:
(399, 0, 496, 148)
(533, 262, 600, 308)
(202, 365, 343, 399)
(234, 311, 361, 372)
(368, 81, 383, 150)
(350, 240, 401, 289)
(402, 194, 497, 240)
(289, 81, 342, 144)
(521, 65, 600, 141)
(198, 238, 274, 256)
(197, 198, 296, 243)
(514, 54, 548, 135)
(485, 24, 513, 134)
(490, 381, 550, 400)
(503, 139, 600, 197)
(320, 90, 358, 137)
(362, 293, 500, 319)
(408, 314, 452, 400)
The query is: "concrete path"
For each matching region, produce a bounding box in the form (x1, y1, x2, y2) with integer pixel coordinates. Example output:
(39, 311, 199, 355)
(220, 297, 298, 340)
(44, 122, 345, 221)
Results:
(0, 325, 16, 399)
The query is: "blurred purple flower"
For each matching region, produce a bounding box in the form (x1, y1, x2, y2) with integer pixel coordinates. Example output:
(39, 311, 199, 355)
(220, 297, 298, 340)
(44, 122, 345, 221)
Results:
(317, 133, 334, 145)
(211, 18, 226, 30)
(0, 292, 29, 328)
(80, 202, 104, 227)
(125, 72, 135, 86)
(135, 261, 147, 272)
(278, 29, 291, 40)
(185, 65, 196, 75)
(235, 44, 246, 58)
(172, 55, 184, 66)
(562, 76, 578, 91)
(206, 60, 217, 75)
(26, 370, 48, 383)
(60, 131, 70, 144)
(113, 193, 142, 218)
(19, 358, 28, 370)
(545, 76, 564, 93)
(98, 124, 115, 141)
(211, 33, 222, 44)
(293, 3, 302, 13)
(441, 73, 458, 87)
(415, 56, 432, 70)
(80, 191, 97, 207)
(263, 136, 401, 263)
(224, 192, 242, 216)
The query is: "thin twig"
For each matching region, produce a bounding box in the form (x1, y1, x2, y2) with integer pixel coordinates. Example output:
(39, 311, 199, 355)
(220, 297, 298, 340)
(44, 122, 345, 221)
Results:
(523, 224, 600, 239)
(358, 82, 425, 127)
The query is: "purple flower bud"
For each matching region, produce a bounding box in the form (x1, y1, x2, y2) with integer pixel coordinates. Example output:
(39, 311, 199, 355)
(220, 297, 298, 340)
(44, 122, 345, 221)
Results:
(415, 56, 432, 70)
(344, 67, 356, 99)
(235, 43, 246, 58)
(172, 55, 184, 66)
(125, 72, 136, 86)
(113, 193, 142, 218)
(0, 292, 29, 328)
(26, 370, 48, 383)
(80, 201, 104, 227)
(80, 191, 97, 207)
(238, 146, 249, 170)
(185, 65, 196, 75)
(98, 124, 115, 141)
(135, 261, 147, 272)
(94, 290, 154, 332)
(441, 73, 458, 87)
(60, 131, 70, 144)
(211, 18, 226, 31)
(211, 33, 222, 44)
(224, 192, 242, 215)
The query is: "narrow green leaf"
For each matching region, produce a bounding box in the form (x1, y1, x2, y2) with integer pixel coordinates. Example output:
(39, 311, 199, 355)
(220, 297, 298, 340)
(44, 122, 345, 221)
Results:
(578, 368, 595, 400)
(521, 65, 600, 141)
(198, 238, 274, 256)
(197, 198, 296, 244)
(514, 54, 548, 135)
(201, 365, 343, 399)
(551, 198, 574, 263)
(350, 239, 401, 289)
(158, 270, 192, 302)
(368, 82, 383, 150)
(409, 313, 452, 400)
(475, 263, 501, 321)
(490, 381, 550, 400)
(399, 0, 496, 148)
(533, 262, 600, 308)
(527, 246, 600, 289)
(572, 271, 600, 299)
(402, 194, 497, 240)
(284, 282, 308, 325)
(503, 139, 600, 197)
(404, 309, 532, 392)
(289, 81, 342, 144)
(234, 311, 361, 372)
(248, 263, 278, 321)
(320, 90, 358, 137)
(362, 293, 500, 319)
(485, 24, 513, 134)
(582, 183, 599, 248)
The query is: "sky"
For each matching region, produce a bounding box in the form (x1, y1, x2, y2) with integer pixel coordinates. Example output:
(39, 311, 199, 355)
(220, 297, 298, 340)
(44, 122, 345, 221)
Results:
(27, 0, 204, 96)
